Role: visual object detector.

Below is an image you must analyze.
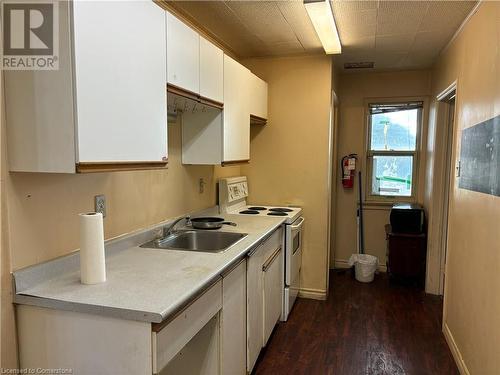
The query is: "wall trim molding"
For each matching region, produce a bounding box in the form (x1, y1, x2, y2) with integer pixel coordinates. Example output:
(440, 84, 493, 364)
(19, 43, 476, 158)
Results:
(298, 288, 327, 300)
(441, 1, 482, 56)
(443, 322, 470, 375)
(333, 258, 387, 273)
(436, 80, 458, 101)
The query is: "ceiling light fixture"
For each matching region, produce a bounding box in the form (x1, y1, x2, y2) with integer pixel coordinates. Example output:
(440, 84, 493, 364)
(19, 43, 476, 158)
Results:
(304, 0, 341, 54)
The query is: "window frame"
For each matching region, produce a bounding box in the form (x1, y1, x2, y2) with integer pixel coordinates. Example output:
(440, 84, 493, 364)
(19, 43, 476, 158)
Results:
(364, 99, 424, 203)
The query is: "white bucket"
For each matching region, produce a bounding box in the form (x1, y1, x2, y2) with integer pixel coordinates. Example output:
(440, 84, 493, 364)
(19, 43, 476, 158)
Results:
(349, 254, 378, 283)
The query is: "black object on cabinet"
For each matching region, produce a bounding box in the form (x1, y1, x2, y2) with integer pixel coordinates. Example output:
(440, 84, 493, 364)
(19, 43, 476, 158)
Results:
(385, 224, 427, 287)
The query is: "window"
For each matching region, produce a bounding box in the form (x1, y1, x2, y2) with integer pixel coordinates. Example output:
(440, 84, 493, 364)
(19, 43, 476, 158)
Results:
(367, 102, 422, 199)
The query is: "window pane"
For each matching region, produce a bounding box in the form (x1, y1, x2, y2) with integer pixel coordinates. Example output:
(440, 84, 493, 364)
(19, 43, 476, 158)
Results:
(370, 109, 418, 151)
(371, 155, 413, 196)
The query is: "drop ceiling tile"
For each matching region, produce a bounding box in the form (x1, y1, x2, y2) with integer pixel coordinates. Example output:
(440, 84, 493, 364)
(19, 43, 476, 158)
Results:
(335, 9, 378, 40)
(372, 52, 408, 69)
(277, 1, 322, 49)
(400, 51, 436, 69)
(260, 40, 307, 56)
(342, 35, 376, 50)
(225, 1, 297, 44)
(168, 0, 478, 70)
(377, 1, 430, 36)
(410, 29, 455, 54)
(375, 34, 415, 53)
(171, 1, 265, 57)
(330, 0, 379, 13)
(419, 1, 477, 32)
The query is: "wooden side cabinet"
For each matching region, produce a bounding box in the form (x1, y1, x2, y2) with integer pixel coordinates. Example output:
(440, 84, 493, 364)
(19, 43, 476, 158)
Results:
(385, 224, 427, 287)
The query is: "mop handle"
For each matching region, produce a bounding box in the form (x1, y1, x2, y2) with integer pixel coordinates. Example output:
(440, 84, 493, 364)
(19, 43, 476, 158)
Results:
(358, 171, 365, 254)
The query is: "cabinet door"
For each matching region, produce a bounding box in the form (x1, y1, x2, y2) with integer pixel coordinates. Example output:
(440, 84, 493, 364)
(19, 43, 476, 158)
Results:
(200, 37, 223, 104)
(72, 1, 167, 163)
(221, 259, 247, 375)
(167, 12, 200, 94)
(263, 248, 283, 345)
(249, 73, 268, 120)
(223, 55, 250, 163)
(247, 245, 264, 373)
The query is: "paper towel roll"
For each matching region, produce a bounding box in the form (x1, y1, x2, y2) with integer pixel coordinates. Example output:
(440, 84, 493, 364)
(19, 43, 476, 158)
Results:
(79, 212, 106, 284)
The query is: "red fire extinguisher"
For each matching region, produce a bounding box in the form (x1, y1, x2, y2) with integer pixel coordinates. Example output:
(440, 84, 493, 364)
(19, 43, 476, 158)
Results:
(341, 154, 358, 188)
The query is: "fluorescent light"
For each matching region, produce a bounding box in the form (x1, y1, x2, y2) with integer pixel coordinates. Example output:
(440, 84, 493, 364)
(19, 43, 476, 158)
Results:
(304, 0, 341, 54)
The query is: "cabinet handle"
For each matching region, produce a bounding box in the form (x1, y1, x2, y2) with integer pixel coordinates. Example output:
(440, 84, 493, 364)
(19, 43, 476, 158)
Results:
(262, 247, 282, 272)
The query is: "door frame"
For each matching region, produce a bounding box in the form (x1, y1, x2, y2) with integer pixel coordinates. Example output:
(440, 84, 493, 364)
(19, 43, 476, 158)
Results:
(326, 89, 339, 295)
(427, 81, 457, 295)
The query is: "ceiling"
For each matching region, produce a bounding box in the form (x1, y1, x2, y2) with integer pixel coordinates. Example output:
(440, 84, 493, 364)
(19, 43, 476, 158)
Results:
(167, 0, 477, 71)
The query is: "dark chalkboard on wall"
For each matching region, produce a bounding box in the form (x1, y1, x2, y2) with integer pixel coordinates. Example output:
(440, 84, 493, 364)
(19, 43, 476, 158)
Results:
(459, 115, 500, 197)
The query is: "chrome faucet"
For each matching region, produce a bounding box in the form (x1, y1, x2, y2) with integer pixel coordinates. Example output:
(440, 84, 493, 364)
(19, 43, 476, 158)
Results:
(155, 216, 191, 244)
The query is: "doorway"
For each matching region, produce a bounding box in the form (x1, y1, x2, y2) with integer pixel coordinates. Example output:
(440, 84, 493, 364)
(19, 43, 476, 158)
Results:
(437, 86, 457, 295)
(328, 91, 339, 274)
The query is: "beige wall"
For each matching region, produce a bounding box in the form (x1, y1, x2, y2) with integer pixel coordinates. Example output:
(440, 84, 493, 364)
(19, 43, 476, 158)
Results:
(0, 101, 240, 366)
(427, 2, 500, 373)
(241, 55, 333, 298)
(333, 71, 432, 269)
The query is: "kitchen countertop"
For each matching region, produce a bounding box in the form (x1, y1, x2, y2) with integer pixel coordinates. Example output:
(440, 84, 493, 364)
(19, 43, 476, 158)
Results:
(13, 211, 286, 323)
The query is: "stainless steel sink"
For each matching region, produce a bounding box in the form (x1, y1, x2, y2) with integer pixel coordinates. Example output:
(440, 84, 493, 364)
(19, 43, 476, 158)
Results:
(140, 230, 247, 253)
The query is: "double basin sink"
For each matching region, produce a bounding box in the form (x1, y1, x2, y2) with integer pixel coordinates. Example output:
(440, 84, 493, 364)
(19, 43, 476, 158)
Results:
(140, 230, 247, 253)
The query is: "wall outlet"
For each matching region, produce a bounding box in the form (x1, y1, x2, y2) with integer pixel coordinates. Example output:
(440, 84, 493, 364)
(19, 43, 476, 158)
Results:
(199, 178, 206, 194)
(95, 195, 106, 217)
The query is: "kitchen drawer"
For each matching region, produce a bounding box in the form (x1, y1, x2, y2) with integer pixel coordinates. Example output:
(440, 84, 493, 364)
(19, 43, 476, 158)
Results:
(261, 227, 282, 258)
(152, 279, 222, 374)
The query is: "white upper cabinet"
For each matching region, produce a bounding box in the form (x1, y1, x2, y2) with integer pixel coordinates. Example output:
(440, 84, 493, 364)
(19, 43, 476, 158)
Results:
(199, 37, 224, 104)
(249, 73, 268, 122)
(223, 55, 251, 163)
(73, 1, 167, 166)
(5, 1, 167, 173)
(167, 11, 200, 94)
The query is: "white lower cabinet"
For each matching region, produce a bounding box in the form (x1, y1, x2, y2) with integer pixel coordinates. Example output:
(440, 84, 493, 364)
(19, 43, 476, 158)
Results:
(152, 280, 222, 374)
(221, 259, 247, 375)
(247, 227, 284, 373)
(16, 230, 284, 375)
(247, 243, 265, 372)
(263, 247, 283, 345)
(159, 316, 220, 375)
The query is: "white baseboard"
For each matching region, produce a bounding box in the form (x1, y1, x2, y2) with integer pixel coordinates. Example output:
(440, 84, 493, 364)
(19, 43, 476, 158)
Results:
(443, 322, 470, 375)
(333, 258, 387, 272)
(298, 287, 327, 300)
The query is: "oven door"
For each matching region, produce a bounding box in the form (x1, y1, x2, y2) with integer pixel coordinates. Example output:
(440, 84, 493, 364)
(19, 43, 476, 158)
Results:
(285, 216, 304, 286)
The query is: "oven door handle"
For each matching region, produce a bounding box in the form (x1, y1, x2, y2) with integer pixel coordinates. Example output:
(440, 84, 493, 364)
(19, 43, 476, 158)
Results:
(290, 217, 305, 230)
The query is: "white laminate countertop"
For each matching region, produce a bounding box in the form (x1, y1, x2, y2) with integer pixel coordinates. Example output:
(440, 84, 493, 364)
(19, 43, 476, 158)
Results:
(13, 212, 286, 323)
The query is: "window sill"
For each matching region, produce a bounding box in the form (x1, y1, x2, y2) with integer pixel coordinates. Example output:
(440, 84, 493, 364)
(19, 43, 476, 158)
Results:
(362, 198, 416, 209)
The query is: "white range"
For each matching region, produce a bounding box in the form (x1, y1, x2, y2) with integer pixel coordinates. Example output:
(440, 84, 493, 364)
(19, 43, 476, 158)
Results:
(218, 176, 304, 321)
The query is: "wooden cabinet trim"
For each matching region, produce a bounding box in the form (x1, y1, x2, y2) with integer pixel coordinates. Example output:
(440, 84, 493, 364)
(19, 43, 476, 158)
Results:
(76, 161, 168, 173)
(199, 96, 223, 110)
(250, 114, 267, 126)
(152, 277, 222, 333)
(167, 84, 224, 111)
(221, 159, 249, 166)
(167, 83, 199, 102)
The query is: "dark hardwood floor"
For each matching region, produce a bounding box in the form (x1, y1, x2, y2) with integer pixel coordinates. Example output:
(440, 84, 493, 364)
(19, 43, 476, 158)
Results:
(253, 270, 458, 375)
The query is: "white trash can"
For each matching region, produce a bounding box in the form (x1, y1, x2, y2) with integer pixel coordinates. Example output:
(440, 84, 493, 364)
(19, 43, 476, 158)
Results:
(348, 254, 378, 283)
